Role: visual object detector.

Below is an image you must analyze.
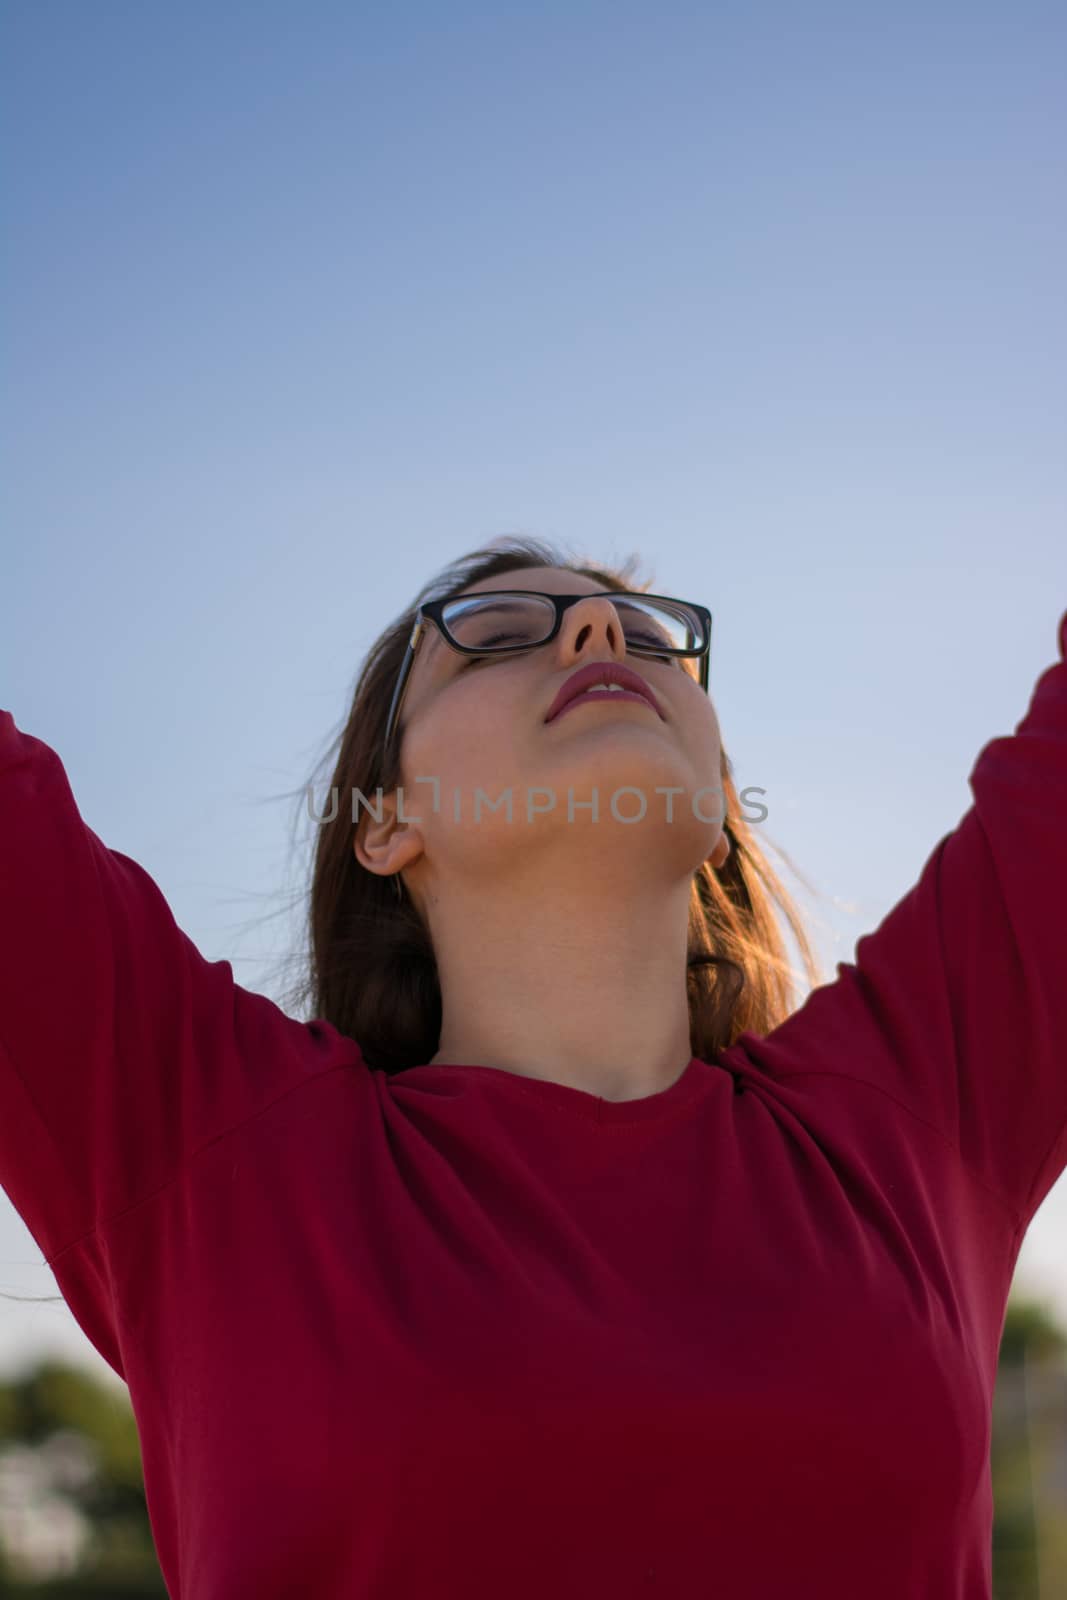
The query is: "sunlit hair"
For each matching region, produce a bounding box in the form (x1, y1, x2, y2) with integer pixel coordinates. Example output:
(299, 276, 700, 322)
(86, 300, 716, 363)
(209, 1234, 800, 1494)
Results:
(280, 535, 826, 1071)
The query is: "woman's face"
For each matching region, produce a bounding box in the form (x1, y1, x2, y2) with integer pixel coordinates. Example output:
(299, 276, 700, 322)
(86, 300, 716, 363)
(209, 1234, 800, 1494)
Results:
(368, 566, 727, 886)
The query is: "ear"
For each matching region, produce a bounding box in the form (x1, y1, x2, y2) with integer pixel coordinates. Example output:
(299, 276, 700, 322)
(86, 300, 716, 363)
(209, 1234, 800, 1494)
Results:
(353, 788, 426, 882)
(709, 830, 731, 870)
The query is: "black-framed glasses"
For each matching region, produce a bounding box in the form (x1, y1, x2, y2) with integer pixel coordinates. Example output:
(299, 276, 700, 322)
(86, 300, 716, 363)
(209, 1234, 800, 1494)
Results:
(383, 591, 712, 752)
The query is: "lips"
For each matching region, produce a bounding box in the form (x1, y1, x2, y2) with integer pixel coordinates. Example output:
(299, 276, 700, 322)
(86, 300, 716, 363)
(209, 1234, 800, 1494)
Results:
(545, 662, 664, 723)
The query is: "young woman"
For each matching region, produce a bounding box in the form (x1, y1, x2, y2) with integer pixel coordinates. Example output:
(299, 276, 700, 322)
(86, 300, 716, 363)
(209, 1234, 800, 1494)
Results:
(1, 533, 1064, 1598)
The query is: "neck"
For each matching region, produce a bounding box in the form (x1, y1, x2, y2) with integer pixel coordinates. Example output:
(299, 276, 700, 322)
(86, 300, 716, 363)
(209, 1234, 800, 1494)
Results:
(424, 863, 695, 1102)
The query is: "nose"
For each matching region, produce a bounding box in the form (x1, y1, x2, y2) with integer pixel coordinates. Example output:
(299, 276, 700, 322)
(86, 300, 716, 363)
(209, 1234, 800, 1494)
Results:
(555, 596, 628, 666)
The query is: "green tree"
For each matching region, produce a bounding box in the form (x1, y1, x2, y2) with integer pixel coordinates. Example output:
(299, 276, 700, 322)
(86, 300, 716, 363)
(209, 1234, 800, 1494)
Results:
(992, 1292, 1067, 1600)
(0, 1359, 165, 1596)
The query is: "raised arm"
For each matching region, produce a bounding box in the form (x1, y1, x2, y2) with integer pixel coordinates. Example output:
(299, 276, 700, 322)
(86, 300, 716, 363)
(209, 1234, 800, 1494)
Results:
(739, 607, 1067, 1237)
(0, 712, 316, 1367)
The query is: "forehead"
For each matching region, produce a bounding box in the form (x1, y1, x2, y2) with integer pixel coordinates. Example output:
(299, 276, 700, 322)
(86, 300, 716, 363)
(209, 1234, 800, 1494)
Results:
(461, 566, 601, 599)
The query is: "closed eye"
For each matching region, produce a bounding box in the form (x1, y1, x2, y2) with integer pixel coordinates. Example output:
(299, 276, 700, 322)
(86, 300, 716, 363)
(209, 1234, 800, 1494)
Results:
(459, 636, 531, 668)
(461, 647, 680, 670)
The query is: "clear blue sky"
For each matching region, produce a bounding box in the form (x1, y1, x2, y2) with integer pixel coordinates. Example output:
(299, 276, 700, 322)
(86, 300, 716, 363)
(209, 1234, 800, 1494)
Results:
(2, 0, 1065, 1381)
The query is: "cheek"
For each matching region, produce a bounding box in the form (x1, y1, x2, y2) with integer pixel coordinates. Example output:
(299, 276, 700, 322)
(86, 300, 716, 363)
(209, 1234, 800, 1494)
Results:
(686, 703, 724, 786)
(403, 683, 523, 787)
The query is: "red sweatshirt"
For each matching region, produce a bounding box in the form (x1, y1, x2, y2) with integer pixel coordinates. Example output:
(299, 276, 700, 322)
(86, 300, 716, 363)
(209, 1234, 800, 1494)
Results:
(1, 610, 1065, 1599)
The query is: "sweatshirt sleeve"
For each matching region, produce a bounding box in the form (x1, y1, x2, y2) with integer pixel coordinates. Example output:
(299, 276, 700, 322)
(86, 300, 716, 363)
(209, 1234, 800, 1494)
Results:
(746, 606, 1067, 1237)
(0, 711, 314, 1304)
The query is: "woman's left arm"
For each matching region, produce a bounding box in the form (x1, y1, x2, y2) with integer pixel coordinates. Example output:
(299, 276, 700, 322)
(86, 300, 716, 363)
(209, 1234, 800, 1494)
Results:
(750, 606, 1067, 1237)
(937, 604, 1067, 1230)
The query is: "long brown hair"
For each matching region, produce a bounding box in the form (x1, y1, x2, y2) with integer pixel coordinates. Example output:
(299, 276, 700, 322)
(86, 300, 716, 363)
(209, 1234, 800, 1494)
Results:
(280, 535, 825, 1072)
